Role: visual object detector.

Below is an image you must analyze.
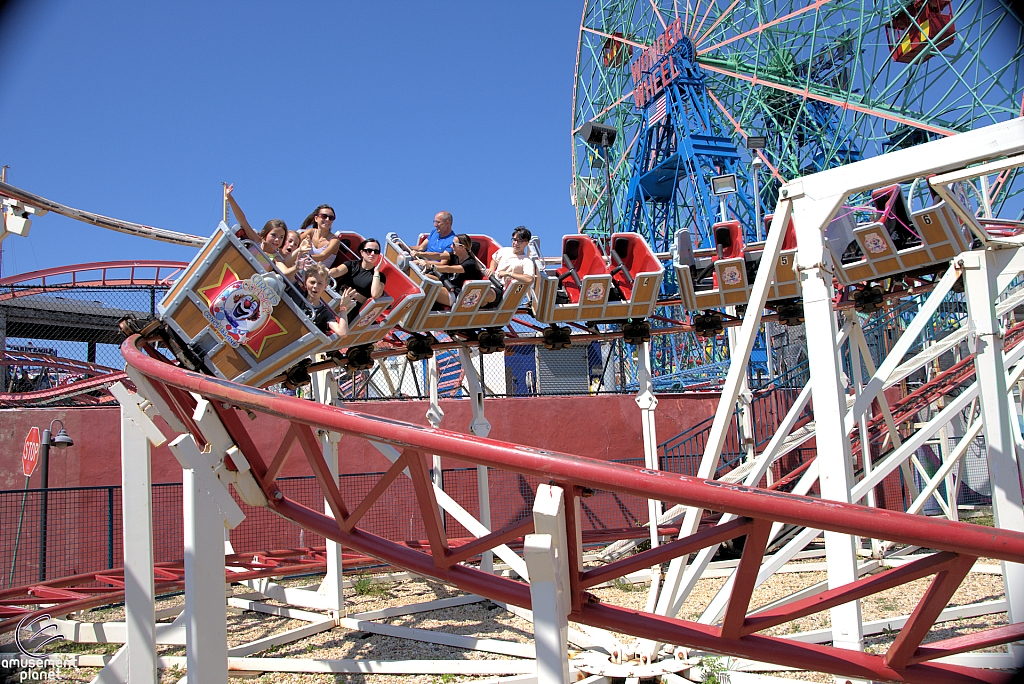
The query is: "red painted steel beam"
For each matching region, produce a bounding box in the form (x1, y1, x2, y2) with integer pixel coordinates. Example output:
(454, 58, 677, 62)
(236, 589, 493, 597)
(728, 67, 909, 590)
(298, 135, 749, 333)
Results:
(719, 519, 772, 640)
(909, 623, 1024, 665)
(122, 336, 1024, 565)
(583, 601, 1010, 684)
(580, 517, 754, 589)
(885, 554, 978, 669)
(741, 551, 959, 637)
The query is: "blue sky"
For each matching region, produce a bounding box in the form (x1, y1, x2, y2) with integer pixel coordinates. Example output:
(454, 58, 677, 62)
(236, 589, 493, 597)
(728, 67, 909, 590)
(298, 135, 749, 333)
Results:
(0, 1, 582, 277)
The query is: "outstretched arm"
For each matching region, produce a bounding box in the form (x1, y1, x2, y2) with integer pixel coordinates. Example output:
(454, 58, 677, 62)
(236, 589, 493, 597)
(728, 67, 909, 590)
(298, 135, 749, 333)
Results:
(328, 288, 358, 337)
(225, 184, 259, 243)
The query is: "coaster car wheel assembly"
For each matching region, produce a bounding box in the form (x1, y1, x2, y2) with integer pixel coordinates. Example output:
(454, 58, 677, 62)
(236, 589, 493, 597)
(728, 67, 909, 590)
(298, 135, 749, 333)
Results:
(118, 314, 208, 375)
(542, 324, 572, 350)
(345, 343, 375, 372)
(477, 328, 506, 354)
(853, 285, 885, 313)
(621, 318, 651, 345)
(283, 358, 312, 389)
(692, 311, 724, 337)
(775, 300, 805, 327)
(405, 333, 435, 362)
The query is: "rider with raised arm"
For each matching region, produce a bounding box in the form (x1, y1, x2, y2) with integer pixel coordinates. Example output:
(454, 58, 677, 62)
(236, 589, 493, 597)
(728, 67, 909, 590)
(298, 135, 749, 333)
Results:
(298, 205, 342, 269)
(224, 184, 305, 274)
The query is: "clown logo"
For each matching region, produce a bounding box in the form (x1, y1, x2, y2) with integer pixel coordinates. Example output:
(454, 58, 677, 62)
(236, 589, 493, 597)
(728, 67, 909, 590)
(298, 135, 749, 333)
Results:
(357, 307, 379, 328)
(460, 291, 481, 309)
(585, 283, 605, 301)
(211, 282, 271, 345)
(863, 233, 888, 254)
(722, 266, 742, 286)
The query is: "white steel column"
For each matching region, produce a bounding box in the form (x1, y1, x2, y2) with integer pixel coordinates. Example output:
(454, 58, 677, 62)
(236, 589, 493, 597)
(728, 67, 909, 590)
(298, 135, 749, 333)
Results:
(312, 369, 345, 618)
(525, 484, 570, 684)
(181, 464, 229, 684)
(426, 355, 445, 488)
(792, 189, 865, 673)
(459, 347, 493, 573)
(117, 396, 158, 684)
(960, 248, 1024, 667)
(849, 322, 880, 557)
(726, 307, 755, 463)
(634, 340, 663, 616)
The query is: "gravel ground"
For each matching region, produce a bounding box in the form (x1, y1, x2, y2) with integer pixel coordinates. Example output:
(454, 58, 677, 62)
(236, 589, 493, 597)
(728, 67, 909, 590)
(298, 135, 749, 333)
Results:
(2, 561, 1008, 684)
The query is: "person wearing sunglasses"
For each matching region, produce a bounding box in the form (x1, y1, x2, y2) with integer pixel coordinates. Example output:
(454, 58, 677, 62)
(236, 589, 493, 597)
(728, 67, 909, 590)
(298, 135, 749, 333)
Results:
(298, 204, 342, 269)
(329, 238, 387, 322)
(484, 225, 536, 289)
(415, 234, 498, 309)
(409, 211, 456, 260)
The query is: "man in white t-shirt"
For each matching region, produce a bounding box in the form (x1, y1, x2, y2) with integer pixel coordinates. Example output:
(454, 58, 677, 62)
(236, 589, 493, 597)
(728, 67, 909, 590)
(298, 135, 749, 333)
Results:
(485, 225, 536, 289)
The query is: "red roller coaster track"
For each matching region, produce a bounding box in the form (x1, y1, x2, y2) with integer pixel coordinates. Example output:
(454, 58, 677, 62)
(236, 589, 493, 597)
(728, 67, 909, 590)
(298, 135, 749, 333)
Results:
(118, 334, 1024, 684)
(0, 261, 188, 405)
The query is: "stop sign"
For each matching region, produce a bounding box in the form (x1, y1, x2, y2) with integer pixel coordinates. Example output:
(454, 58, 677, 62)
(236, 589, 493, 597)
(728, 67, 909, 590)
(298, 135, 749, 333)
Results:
(22, 427, 41, 477)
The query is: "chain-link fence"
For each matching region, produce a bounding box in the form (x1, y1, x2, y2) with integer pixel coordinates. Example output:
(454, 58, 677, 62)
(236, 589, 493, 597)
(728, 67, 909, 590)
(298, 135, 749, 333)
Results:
(1, 283, 168, 405)
(0, 465, 657, 590)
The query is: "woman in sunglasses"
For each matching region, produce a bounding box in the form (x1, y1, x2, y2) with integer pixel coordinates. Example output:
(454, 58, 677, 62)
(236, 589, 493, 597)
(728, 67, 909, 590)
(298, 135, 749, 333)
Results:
(329, 238, 386, 322)
(298, 204, 341, 269)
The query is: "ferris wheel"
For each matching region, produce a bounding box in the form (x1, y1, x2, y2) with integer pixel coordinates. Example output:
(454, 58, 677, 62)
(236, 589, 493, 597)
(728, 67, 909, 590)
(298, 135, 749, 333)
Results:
(571, 0, 1024, 251)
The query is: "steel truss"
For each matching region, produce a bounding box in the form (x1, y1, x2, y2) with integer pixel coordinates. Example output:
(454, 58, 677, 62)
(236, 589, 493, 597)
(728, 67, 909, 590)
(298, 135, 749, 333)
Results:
(105, 114, 1024, 675)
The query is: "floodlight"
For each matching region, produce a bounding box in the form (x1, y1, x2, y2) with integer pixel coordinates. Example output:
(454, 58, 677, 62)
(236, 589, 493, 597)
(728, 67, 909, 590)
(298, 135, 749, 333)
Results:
(746, 136, 767, 150)
(711, 174, 738, 196)
(580, 121, 618, 147)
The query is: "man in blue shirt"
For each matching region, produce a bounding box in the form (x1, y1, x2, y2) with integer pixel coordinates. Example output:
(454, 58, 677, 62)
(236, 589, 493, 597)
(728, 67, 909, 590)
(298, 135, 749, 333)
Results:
(410, 211, 456, 259)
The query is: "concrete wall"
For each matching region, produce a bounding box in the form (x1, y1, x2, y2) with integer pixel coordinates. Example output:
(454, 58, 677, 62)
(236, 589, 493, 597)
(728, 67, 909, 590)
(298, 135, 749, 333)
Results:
(0, 393, 720, 488)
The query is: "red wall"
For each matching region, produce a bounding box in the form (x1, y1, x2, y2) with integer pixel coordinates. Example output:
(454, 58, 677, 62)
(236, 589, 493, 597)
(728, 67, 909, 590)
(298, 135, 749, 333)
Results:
(0, 394, 720, 488)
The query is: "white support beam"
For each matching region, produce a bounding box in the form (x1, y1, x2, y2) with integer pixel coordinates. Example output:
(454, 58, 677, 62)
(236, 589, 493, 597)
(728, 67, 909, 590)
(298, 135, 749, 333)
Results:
(311, 369, 345, 618)
(460, 346, 494, 574)
(338, 617, 535, 658)
(634, 339, 664, 617)
(960, 247, 1024, 668)
(791, 186, 865, 673)
(182, 468, 229, 684)
(528, 484, 571, 684)
(114, 393, 158, 684)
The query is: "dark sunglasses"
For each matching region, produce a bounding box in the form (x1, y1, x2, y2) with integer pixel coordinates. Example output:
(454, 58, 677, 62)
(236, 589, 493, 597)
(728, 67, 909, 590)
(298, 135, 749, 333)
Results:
(361, 248, 381, 254)
(318, 213, 336, 220)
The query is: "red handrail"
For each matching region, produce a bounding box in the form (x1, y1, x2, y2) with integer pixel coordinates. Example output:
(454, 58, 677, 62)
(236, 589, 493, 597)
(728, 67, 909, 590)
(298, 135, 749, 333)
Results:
(0, 260, 187, 288)
(120, 333, 1024, 684)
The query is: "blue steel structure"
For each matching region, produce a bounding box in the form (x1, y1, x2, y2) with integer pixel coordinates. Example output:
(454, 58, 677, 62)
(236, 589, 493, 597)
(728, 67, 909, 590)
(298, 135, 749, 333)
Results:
(620, 27, 756, 252)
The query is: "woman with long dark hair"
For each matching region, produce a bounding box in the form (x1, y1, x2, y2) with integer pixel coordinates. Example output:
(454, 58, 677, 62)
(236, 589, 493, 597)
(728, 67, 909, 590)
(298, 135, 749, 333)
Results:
(329, 238, 386, 322)
(298, 204, 341, 269)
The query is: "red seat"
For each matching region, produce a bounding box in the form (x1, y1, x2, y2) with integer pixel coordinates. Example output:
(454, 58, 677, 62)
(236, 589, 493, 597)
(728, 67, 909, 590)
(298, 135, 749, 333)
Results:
(379, 259, 419, 311)
(712, 221, 745, 288)
(469, 235, 501, 272)
(871, 184, 918, 248)
(334, 232, 363, 262)
(610, 233, 659, 301)
(557, 236, 608, 303)
(764, 214, 798, 250)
